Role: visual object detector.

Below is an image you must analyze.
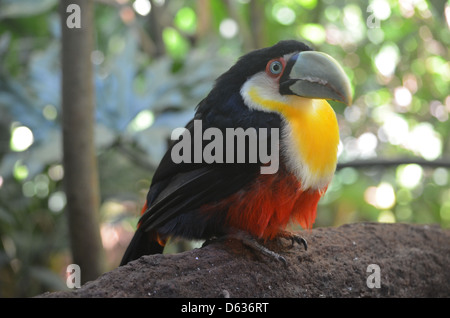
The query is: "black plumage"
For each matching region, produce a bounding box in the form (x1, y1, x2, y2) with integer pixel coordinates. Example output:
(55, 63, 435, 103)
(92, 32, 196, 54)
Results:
(120, 41, 313, 266)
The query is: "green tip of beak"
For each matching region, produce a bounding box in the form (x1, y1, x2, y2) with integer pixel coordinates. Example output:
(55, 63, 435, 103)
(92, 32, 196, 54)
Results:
(285, 51, 353, 106)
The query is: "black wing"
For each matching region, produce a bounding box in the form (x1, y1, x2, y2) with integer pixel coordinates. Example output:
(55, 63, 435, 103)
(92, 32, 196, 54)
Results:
(138, 116, 261, 237)
(137, 91, 282, 236)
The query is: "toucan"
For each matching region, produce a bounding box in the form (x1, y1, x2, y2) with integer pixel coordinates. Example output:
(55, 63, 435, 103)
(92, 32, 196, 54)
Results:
(120, 40, 352, 266)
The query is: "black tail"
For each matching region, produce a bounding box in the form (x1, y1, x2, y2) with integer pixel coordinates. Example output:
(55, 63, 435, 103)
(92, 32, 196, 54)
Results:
(120, 229, 164, 266)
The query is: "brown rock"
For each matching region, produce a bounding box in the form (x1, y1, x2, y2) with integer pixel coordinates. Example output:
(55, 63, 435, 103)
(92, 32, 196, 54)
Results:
(38, 222, 450, 298)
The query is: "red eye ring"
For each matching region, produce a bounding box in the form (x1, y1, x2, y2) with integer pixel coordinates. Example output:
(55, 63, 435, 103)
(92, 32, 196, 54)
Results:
(266, 58, 285, 78)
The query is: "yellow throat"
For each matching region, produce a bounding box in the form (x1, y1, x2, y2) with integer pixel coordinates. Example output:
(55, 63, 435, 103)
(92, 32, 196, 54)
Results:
(248, 88, 340, 190)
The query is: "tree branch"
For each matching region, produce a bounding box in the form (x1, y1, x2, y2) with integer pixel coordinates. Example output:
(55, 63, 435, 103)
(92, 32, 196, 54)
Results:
(337, 158, 450, 170)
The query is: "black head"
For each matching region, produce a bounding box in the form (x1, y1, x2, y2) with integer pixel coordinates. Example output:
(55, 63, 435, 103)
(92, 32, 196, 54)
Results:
(214, 40, 313, 94)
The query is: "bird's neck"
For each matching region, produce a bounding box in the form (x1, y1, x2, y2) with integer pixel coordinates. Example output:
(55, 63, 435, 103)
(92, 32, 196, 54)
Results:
(246, 89, 340, 190)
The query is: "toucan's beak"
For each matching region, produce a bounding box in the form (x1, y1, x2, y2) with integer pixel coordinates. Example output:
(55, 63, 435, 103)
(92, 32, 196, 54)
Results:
(281, 51, 353, 106)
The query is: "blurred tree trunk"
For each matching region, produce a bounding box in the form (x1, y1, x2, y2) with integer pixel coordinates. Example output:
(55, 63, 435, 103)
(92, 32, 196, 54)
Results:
(249, 0, 265, 48)
(60, 0, 104, 283)
(196, 0, 211, 39)
(224, 0, 254, 51)
(147, 0, 166, 57)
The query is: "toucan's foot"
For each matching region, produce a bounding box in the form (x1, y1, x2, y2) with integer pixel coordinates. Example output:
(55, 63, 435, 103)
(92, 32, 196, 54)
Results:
(276, 230, 308, 251)
(225, 230, 288, 265)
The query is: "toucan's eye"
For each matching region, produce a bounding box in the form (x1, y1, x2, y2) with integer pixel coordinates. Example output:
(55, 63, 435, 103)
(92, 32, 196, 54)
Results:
(266, 59, 284, 77)
(270, 61, 283, 74)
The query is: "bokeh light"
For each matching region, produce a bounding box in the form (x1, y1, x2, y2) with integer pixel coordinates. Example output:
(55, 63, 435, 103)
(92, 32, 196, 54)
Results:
(397, 164, 423, 189)
(378, 210, 396, 223)
(48, 191, 67, 213)
(365, 182, 396, 210)
(129, 110, 155, 132)
(408, 123, 442, 160)
(219, 19, 238, 39)
(433, 168, 448, 186)
(272, 5, 296, 26)
(132, 0, 151, 16)
(10, 126, 34, 152)
(298, 24, 326, 45)
(374, 44, 400, 77)
(175, 7, 197, 34)
(356, 132, 378, 158)
(394, 87, 412, 108)
(371, 0, 391, 20)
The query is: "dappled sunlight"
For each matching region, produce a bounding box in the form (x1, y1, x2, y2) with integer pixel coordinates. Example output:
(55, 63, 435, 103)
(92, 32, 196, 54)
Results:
(219, 19, 238, 39)
(397, 164, 423, 189)
(132, 0, 151, 17)
(10, 125, 34, 152)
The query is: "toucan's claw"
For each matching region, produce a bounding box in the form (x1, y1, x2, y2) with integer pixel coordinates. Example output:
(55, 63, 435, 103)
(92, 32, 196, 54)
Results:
(224, 230, 308, 266)
(277, 230, 308, 251)
(225, 230, 288, 266)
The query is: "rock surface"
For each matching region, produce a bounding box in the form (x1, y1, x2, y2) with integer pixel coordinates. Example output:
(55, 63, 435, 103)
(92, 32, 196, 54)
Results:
(39, 222, 450, 298)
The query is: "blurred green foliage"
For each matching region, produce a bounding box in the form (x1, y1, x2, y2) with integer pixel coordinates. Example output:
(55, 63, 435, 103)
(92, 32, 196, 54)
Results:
(0, 0, 449, 297)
